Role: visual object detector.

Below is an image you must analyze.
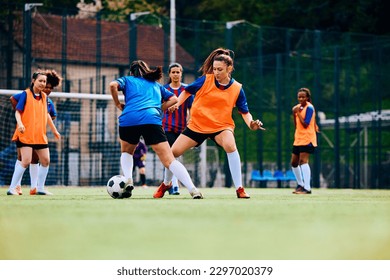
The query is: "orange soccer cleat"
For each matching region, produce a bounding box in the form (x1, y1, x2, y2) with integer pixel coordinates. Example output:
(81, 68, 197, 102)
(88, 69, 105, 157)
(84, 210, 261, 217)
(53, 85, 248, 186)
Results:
(30, 188, 37, 195)
(236, 187, 250, 199)
(153, 182, 172, 198)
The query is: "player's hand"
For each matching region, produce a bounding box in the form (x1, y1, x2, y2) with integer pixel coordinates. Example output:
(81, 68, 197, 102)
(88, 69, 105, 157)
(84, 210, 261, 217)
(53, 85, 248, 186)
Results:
(141, 155, 146, 161)
(54, 131, 61, 140)
(292, 104, 302, 114)
(116, 103, 125, 111)
(250, 119, 265, 130)
(168, 104, 178, 113)
(18, 124, 25, 133)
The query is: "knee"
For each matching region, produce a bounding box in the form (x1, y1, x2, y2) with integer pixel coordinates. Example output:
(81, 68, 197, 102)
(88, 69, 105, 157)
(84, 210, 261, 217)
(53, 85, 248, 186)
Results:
(39, 158, 50, 167)
(223, 144, 237, 154)
(298, 159, 308, 165)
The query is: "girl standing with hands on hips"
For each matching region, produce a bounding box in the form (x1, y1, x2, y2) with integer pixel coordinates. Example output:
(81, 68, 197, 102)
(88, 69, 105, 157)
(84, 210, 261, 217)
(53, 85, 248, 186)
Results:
(291, 87, 318, 195)
(154, 48, 265, 199)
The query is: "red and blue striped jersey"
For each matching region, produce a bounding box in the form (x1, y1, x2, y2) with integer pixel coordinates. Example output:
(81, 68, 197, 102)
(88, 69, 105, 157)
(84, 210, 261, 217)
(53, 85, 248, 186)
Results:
(162, 83, 193, 134)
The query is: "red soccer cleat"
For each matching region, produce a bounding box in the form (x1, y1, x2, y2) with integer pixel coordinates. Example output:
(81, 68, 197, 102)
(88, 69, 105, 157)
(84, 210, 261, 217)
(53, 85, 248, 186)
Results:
(236, 187, 250, 199)
(153, 182, 172, 198)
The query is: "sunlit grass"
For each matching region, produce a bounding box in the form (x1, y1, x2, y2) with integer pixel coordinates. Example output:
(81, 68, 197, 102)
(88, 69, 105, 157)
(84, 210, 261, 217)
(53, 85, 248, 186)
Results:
(1, 187, 389, 260)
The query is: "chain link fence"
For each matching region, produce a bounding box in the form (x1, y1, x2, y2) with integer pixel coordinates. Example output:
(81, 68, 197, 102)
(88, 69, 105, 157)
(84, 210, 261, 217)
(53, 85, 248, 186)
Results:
(0, 7, 389, 188)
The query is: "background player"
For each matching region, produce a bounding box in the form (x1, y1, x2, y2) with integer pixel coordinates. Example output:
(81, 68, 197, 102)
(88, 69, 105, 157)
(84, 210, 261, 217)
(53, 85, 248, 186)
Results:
(163, 62, 194, 195)
(10, 69, 62, 195)
(291, 87, 318, 194)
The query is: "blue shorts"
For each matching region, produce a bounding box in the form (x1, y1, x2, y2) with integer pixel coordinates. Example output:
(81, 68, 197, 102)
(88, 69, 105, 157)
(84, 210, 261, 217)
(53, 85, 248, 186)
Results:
(133, 158, 145, 169)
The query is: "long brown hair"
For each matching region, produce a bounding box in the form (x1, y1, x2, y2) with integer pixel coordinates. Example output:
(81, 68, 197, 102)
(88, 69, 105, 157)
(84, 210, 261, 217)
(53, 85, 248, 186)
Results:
(199, 48, 234, 75)
(167, 62, 183, 84)
(130, 60, 162, 81)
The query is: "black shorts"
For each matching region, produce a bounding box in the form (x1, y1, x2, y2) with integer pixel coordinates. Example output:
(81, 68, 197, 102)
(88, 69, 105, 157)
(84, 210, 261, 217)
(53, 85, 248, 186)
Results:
(119, 124, 167, 146)
(182, 127, 224, 147)
(165, 131, 180, 147)
(292, 143, 316, 155)
(15, 140, 48, 150)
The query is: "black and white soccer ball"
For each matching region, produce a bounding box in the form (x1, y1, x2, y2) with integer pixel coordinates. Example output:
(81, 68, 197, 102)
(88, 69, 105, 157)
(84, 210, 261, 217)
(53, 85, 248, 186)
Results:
(106, 175, 127, 199)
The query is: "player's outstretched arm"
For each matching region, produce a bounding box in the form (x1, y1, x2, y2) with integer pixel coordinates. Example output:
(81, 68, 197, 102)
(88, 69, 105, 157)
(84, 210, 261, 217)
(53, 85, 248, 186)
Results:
(168, 91, 191, 112)
(242, 112, 265, 131)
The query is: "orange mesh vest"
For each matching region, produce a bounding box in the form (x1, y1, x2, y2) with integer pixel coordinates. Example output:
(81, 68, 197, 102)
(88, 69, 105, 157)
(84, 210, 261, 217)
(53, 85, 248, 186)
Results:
(187, 74, 242, 133)
(293, 102, 317, 146)
(12, 89, 48, 145)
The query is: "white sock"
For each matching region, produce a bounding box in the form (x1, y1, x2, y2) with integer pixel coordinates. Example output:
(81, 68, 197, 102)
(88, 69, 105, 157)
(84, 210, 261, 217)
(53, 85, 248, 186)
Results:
(15, 160, 22, 186)
(292, 166, 304, 186)
(37, 165, 49, 192)
(29, 163, 39, 189)
(300, 163, 311, 191)
(168, 160, 196, 192)
(163, 167, 173, 185)
(120, 152, 133, 182)
(172, 175, 179, 187)
(9, 162, 27, 191)
(227, 150, 243, 189)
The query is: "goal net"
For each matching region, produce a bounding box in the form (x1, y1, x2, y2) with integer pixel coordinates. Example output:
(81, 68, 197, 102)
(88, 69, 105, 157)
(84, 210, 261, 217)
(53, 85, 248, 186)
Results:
(0, 89, 220, 188)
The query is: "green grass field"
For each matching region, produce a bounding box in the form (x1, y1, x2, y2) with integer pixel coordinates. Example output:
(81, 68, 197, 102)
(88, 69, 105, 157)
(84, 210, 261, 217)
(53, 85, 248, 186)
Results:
(1, 186, 389, 260)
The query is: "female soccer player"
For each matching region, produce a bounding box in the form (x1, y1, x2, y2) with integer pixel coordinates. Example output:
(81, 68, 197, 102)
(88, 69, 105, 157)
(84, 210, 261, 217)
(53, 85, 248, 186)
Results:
(110, 60, 202, 199)
(7, 71, 61, 195)
(10, 69, 62, 195)
(154, 48, 265, 199)
(290, 87, 318, 194)
(162, 62, 194, 195)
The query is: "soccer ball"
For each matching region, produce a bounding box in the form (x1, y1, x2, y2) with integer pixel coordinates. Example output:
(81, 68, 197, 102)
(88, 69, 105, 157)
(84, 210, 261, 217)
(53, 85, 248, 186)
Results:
(106, 175, 127, 199)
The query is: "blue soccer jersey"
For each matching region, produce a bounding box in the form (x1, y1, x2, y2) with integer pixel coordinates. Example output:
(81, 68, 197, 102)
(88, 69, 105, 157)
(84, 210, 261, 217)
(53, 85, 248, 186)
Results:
(116, 76, 174, 127)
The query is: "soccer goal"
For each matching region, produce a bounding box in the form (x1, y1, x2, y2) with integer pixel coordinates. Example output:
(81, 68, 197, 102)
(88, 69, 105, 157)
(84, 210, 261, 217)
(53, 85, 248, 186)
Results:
(0, 89, 218, 188)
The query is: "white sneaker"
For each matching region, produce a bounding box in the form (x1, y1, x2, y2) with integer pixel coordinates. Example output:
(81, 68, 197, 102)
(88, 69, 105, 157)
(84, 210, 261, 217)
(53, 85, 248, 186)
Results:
(190, 188, 203, 199)
(7, 189, 18, 195)
(37, 190, 53, 195)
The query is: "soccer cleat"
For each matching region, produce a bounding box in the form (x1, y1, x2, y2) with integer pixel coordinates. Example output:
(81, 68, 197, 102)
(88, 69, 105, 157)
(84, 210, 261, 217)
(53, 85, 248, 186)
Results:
(168, 186, 180, 195)
(30, 188, 37, 195)
(7, 189, 19, 195)
(122, 184, 134, 198)
(15, 185, 23, 195)
(37, 190, 53, 195)
(295, 188, 312, 194)
(190, 188, 203, 199)
(292, 185, 304, 194)
(236, 187, 250, 199)
(153, 182, 172, 198)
